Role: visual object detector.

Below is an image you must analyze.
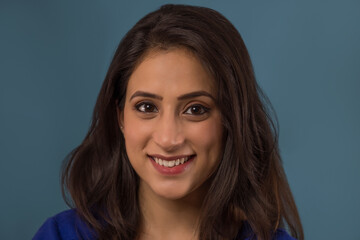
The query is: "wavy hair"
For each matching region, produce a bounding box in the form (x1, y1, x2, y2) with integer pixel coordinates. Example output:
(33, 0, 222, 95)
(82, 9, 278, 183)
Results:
(62, 4, 303, 240)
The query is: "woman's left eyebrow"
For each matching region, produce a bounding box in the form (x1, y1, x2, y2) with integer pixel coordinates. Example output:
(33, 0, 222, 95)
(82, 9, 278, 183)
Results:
(129, 90, 215, 101)
(177, 91, 215, 101)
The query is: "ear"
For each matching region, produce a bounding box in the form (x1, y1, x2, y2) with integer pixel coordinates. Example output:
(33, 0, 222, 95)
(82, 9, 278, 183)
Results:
(116, 101, 124, 133)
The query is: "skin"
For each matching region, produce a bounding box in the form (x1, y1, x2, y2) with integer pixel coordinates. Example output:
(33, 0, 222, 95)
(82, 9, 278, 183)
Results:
(118, 48, 223, 240)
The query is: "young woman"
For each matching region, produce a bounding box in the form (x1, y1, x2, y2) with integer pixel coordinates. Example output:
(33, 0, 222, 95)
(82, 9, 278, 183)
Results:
(34, 4, 303, 240)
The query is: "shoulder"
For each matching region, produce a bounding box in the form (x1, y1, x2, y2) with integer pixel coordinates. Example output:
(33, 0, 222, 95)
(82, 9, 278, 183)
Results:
(236, 222, 297, 240)
(33, 209, 96, 240)
(272, 229, 297, 240)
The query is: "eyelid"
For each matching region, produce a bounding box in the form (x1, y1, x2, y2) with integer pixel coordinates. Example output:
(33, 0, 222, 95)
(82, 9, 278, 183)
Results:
(133, 100, 210, 116)
(134, 101, 158, 113)
(183, 104, 210, 115)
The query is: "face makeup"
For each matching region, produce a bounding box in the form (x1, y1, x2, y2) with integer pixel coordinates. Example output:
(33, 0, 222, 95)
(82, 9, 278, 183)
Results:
(120, 48, 223, 200)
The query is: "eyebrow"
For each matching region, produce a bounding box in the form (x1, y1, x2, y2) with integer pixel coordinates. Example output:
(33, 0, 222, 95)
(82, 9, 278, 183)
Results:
(129, 90, 215, 101)
(177, 91, 215, 101)
(130, 91, 163, 100)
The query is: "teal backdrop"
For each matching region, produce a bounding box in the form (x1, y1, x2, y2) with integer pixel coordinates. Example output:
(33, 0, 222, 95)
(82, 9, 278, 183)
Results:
(1, 1, 359, 239)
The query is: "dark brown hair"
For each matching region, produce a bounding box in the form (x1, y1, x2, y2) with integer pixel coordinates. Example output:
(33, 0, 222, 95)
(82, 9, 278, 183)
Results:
(62, 4, 303, 240)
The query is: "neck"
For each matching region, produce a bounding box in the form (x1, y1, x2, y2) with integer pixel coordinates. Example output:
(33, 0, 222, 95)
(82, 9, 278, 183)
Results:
(137, 181, 210, 240)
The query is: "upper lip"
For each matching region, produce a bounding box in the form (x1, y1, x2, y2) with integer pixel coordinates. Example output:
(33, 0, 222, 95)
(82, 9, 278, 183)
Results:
(148, 154, 195, 161)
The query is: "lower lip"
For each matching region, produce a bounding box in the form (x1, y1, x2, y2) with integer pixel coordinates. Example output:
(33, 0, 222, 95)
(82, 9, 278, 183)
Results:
(149, 156, 195, 175)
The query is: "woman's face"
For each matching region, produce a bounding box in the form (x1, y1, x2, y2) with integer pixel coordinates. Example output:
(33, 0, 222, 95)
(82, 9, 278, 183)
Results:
(119, 48, 223, 200)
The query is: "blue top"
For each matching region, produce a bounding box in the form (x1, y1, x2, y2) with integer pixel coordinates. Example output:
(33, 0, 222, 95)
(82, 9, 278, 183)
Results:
(33, 209, 296, 240)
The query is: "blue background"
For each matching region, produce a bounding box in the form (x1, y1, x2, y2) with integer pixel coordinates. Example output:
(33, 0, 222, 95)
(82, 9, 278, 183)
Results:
(1, 1, 359, 239)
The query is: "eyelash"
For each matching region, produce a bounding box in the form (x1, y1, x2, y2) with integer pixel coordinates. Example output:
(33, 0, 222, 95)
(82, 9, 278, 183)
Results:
(183, 104, 210, 115)
(135, 102, 158, 113)
(134, 102, 210, 115)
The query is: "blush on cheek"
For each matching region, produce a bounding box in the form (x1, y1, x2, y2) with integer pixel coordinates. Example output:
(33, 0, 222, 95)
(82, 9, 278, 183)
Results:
(123, 109, 152, 138)
(124, 121, 150, 147)
(189, 119, 222, 146)
(185, 119, 223, 171)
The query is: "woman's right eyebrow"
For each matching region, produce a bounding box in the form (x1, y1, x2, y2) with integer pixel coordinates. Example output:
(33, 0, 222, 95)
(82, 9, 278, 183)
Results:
(130, 91, 163, 100)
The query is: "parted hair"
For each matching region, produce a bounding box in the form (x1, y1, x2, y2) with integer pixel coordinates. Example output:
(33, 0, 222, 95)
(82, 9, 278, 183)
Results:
(62, 4, 303, 240)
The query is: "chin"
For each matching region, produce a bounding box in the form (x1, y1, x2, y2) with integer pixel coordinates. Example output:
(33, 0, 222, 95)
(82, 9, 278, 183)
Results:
(150, 182, 194, 200)
(158, 192, 188, 200)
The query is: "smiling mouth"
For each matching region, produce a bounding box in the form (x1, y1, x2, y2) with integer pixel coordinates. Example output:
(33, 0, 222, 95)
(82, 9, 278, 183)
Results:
(148, 155, 195, 168)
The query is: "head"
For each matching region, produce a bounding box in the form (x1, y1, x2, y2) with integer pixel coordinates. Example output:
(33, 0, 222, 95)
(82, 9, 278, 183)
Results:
(109, 2, 258, 203)
(62, 4, 303, 240)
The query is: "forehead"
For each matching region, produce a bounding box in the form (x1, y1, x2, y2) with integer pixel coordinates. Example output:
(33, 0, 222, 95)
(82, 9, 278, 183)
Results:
(126, 48, 215, 97)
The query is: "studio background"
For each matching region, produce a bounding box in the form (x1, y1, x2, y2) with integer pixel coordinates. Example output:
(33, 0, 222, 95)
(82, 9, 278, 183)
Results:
(1, 0, 359, 239)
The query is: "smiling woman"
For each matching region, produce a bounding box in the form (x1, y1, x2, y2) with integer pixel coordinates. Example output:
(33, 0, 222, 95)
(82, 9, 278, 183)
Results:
(120, 49, 223, 203)
(33, 4, 303, 240)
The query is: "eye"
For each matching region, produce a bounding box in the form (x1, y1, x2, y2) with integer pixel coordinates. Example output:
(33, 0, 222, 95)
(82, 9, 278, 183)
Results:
(184, 104, 210, 115)
(135, 102, 158, 113)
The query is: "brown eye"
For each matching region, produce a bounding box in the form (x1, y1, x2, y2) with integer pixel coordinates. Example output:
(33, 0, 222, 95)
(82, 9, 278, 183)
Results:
(184, 104, 210, 115)
(135, 102, 158, 113)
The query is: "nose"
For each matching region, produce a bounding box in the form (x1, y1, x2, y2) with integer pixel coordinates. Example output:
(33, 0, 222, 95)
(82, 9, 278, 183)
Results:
(152, 112, 185, 152)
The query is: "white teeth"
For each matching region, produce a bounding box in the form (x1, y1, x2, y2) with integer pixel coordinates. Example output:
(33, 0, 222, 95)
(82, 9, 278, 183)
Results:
(152, 156, 192, 168)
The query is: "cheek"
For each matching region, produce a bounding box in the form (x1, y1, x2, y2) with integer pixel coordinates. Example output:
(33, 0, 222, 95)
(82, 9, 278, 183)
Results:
(186, 117, 223, 157)
(123, 109, 152, 153)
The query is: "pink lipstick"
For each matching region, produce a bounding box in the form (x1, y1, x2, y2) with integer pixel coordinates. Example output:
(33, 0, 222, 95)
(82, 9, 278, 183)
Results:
(148, 154, 195, 175)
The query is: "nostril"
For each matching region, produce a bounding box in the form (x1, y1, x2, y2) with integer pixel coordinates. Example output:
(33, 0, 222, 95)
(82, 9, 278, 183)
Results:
(153, 127, 185, 150)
